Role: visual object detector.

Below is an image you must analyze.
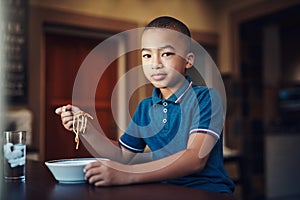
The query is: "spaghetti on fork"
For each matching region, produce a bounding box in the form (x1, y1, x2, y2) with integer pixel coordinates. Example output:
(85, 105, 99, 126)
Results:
(72, 111, 93, 149)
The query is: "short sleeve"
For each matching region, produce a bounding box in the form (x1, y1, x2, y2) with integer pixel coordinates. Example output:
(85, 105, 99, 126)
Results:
(189, 88, 224, 140)
(119, 133, 146, 153)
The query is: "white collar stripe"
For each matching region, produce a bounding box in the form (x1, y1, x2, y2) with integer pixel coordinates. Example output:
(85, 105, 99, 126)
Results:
(175, 81, 193, 104)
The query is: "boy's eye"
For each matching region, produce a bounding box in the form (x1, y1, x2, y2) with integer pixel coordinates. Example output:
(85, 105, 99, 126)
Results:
(142, 54, 151, 58)
(162, 52, 174, 57)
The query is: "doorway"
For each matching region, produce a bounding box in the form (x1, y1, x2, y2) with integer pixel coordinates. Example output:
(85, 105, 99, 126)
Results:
(45, 28, 118, 160)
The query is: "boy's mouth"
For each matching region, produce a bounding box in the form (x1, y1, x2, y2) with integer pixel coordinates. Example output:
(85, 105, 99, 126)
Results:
(151, 73, 167, 81)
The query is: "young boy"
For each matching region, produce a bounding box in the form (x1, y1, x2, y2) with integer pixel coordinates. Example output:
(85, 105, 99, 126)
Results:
(55, 16, 234, 195)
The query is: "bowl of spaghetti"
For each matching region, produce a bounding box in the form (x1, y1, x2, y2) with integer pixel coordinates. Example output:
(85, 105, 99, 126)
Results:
(45, 158, 106, 184)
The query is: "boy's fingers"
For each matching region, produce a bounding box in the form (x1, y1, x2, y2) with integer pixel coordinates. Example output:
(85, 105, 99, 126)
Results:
(55, 105, 73, 115)
(84, 161, 102, 172)
(55, 107, 62, 115)
(64, 121, 73, 131)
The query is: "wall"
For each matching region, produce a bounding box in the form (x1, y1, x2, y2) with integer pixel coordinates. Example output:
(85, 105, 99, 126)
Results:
(212, 0, 265, 73)
(29, 0, 217, 32)
(29, 0, 221, 69)
(29, 0, 273, 74)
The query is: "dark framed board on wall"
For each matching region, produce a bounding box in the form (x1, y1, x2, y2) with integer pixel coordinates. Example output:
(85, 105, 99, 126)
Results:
(1, 0, 28, 105)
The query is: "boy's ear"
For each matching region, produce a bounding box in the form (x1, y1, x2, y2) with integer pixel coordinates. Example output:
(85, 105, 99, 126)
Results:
(185, 52, 194, 69)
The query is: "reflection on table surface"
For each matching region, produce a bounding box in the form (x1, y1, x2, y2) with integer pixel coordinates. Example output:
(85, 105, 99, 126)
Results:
(1, 160, 235, 200)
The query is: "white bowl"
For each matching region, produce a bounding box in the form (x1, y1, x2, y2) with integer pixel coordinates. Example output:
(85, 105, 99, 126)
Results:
(45, 158, 105, 184)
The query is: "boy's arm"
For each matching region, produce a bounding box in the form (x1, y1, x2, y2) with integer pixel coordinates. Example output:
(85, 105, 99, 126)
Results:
(55, 105, 144, 163)
(131, 133, 213, 182)
(84, 133, 216, 186)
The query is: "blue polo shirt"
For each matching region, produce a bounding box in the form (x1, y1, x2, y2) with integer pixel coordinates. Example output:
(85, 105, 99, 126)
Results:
(119, 78, 234, 194)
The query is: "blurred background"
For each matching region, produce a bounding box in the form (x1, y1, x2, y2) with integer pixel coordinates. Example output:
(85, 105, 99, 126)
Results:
(1, 0, 300, 199)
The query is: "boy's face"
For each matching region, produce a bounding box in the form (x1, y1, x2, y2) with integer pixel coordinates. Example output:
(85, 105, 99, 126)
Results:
(141, 28, 193, 91)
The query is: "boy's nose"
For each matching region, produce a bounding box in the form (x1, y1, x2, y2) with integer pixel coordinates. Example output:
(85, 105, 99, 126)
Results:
(152, 55, 163, 69)
(152, 63, 163, 69)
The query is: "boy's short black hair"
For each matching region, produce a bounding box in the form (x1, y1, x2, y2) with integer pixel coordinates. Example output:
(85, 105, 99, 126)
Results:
(145, 16, 191, 38)
(144, 16, 192, 51)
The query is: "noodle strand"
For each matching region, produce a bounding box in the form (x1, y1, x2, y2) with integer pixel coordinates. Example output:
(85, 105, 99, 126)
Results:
(72, 111, 93, 150)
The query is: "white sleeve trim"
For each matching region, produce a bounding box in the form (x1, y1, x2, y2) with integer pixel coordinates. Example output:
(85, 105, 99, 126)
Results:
(189, 128, 220, 140)
(119, 138, 144, 153)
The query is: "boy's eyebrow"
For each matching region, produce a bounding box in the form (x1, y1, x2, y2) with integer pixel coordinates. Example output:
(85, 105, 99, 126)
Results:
(141, 45, 176, 51)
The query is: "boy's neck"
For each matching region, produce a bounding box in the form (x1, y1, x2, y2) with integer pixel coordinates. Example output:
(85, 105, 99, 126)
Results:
(159, 78, 186, 100)
(159, 88, 173, 100)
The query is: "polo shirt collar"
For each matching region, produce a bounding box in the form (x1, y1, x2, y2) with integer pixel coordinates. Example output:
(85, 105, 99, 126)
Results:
(152, 76, 193, 104)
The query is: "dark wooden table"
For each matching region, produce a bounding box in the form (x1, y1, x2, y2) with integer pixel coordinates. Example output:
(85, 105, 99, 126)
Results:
(1, 160, 235, 200)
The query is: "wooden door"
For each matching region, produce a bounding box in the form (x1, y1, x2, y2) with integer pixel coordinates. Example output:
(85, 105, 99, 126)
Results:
(45, 33, 118, 160)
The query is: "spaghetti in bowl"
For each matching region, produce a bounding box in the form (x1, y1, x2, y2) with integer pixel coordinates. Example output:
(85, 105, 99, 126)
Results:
(45, 158, 106, 184)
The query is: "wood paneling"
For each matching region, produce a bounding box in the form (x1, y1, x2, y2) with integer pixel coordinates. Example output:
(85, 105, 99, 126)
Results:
(45, 33, 118, 160)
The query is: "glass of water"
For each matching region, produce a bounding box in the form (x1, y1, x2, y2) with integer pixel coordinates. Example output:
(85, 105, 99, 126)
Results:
(2, 131, 26, 182)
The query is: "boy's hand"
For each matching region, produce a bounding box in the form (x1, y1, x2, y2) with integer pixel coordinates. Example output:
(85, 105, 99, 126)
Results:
(55, 104, 81, 131)
(84, 160, 133, 187)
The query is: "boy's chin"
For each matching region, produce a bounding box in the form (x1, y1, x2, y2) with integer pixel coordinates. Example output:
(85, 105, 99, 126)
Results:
(151, 82, 167, 89)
